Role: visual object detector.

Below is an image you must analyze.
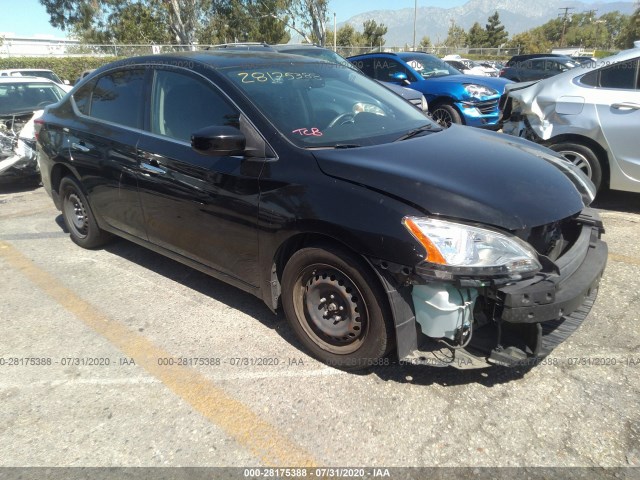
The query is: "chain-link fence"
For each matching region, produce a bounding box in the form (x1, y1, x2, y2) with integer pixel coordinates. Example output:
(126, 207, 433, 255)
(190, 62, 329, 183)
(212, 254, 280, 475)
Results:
(336, 45, 520, 59)
(1, 40, 519, 59)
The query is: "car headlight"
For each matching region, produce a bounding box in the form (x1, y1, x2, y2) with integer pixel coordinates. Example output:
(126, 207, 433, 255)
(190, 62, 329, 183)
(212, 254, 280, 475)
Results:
(403, 217, 542, 278)
(464, 84, 497, 99)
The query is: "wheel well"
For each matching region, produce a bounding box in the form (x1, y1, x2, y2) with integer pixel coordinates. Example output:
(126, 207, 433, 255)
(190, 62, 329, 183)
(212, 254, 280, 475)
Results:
(50, 163, 76, 195)
(272, 233, 387, 310)
(429, 96, 456, 110)
(545, 134, 610, 188)
(428, 97, 465, 125)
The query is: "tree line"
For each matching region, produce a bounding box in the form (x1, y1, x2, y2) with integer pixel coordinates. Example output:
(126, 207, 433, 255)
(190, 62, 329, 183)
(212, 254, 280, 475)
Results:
(40, 0, 639, 52)
(39, 0, 330, 46)
(422, 9, 640, 52)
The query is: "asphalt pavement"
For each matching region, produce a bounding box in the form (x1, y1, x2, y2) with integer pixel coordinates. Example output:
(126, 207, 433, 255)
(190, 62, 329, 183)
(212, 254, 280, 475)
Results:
(1, 184, 639, 478)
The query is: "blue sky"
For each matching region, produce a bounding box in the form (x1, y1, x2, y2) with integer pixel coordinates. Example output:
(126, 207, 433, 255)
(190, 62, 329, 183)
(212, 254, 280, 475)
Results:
(0, 0, 629, 38)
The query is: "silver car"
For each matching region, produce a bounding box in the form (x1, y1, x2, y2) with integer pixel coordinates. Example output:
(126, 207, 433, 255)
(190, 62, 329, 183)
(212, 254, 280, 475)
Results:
(500, 46, 640, 193)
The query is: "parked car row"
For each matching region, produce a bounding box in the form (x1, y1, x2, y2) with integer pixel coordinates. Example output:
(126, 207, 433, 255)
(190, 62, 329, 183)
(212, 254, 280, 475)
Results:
(4, 44, 637, 375)
(32, 49, 608, 373)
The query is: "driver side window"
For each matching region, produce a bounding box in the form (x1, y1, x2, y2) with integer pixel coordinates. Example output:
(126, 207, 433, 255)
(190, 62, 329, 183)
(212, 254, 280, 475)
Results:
(150, 69, 239, 142)
(372, 58, 413, 82)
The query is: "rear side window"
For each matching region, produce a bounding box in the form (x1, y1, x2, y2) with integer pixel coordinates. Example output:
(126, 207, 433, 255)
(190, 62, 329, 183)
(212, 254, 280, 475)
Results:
(581, 59, 639, 89)
(150, 69, 239, 142)
(90, 69, 145, 129)
(72, 81, 94, 115)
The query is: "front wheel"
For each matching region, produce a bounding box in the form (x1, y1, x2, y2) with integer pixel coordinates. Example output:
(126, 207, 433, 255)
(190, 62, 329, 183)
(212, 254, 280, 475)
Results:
(431, 104, 462, 128)
(549, 142, 603, 192)
(60, 176, 111, 249)
(281, 246, 394, 370)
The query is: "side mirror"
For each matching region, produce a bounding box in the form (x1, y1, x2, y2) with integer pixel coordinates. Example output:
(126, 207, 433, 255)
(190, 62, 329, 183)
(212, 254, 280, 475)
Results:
(191, 125, 246, 156)
(389, 72, 409, 84)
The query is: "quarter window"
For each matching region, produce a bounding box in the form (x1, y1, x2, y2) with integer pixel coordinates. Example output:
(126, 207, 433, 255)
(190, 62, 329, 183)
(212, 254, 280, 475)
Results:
(581, 59, 639, 89)
(72, 81, 94, 115)
(150, 69, 239, 142)
(90, 69, 145, 128)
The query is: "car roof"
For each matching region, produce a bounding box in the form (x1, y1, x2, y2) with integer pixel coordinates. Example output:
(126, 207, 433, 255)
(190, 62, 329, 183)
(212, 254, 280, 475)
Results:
(0, 76, 58, 84)
(91, 50, 327, 76)
(0, 68, 55, 73)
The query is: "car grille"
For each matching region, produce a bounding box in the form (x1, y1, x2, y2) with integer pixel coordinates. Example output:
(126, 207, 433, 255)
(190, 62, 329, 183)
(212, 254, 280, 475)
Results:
(476, 99, 498, 114)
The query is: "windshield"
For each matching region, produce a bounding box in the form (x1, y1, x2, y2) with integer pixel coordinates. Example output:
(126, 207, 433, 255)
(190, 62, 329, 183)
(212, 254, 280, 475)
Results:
(15, 70, 63, 84)
(402, 54, 462, 78)
(224, 63, 436, 148)
(0, 82, 66, 115)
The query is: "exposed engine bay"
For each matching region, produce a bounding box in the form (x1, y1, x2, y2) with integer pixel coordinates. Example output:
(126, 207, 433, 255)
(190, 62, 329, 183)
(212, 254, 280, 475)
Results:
(0, 111, 41, 181)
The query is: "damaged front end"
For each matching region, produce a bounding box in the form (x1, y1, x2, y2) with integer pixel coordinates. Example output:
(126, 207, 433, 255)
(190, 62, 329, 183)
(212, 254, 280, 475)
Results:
(499, 79, 602, 146)
(0, 112, 42, 183)
(375, 209, 607, 369)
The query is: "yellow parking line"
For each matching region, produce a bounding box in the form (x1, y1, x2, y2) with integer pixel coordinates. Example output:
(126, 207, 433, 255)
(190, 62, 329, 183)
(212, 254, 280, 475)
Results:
(0, 240, 318, 468)
(609, 253, 640, 267)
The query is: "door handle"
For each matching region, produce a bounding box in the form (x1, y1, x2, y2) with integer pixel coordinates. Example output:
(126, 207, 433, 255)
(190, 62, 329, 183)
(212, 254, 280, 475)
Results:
(71, 142, 90, 153)
(611, 102, 640, 111)
(140, 162, 166, 174)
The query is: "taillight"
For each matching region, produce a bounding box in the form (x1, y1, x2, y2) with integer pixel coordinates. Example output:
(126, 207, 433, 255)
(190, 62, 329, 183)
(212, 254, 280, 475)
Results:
(34, 118, 44, 141)
(499, 69, 506, 77)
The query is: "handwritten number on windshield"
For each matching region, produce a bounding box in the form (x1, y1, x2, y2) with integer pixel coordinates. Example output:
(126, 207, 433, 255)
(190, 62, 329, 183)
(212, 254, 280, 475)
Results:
(292, 128, 323, 137)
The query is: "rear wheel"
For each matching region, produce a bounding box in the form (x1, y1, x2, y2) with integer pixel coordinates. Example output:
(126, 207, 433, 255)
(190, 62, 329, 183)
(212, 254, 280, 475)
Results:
(60, 176, 111, 248)
(549, 142, 603, 192)
(281, 246, 394, 370)
(431, 104, 462, 128)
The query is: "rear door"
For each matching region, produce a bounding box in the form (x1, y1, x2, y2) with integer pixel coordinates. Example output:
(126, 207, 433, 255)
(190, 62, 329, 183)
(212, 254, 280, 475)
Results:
(587, 58, 640, 183)
(136, 67, 266, 286)
(66, 69, 147, 238)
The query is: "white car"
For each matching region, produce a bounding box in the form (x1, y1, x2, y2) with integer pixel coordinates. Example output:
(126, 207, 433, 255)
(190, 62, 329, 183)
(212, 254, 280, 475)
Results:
(0, 69, 72, 92)
(443, 55, 498, 77)
(500, 46, 640, 194)
(0, 76, 66, 183)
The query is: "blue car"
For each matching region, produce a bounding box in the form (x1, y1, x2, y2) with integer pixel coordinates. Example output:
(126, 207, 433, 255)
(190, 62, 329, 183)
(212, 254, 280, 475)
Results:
(348, 52, 512, 129)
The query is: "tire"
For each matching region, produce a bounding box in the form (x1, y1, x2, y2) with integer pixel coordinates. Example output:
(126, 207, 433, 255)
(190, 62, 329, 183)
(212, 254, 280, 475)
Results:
(281, 246, 394, 370)
(431, 103, 462, 128)
(548, 142, 603, 192)
(59, 176, 111, 249)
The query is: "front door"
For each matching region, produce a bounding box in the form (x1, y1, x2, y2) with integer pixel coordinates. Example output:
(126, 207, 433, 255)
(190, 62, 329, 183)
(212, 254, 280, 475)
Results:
(136, 67, 265, 286)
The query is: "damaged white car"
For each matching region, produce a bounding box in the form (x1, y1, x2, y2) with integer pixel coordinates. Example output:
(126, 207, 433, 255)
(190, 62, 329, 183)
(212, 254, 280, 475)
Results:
(499, 46, 640, 193)
(0, 77, 66, 184)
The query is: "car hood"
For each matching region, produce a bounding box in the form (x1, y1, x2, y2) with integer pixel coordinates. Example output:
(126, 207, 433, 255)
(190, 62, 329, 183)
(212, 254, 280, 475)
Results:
(311, 126, 588, 231)
(428, 74, 511, 90)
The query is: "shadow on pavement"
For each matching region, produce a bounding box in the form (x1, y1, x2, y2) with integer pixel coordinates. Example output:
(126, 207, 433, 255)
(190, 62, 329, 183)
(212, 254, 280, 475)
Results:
(52, 215, 532, 387)
(593, 189, 640, 214)
(0, 180, 41, 195)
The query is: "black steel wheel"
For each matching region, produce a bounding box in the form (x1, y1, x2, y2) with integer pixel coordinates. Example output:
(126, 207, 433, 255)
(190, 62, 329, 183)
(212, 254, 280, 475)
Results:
(60, 176, 111, 249)
(430, 104, 462, 128)
(282, 246, 394, 370)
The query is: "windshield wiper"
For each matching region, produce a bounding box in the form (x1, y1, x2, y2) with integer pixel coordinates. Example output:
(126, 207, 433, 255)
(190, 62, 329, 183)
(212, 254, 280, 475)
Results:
(394, 124, 441, 142)
(334, 143, 361, 149)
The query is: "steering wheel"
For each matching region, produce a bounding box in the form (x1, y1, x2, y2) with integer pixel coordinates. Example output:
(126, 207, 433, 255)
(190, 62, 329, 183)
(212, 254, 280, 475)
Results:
(37, 101, 53, 108)
(327, 112, 356, 128)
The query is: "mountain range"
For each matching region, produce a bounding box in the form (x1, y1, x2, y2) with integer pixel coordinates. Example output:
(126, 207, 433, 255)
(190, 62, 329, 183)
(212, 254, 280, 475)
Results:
(341, 0, 636, 46)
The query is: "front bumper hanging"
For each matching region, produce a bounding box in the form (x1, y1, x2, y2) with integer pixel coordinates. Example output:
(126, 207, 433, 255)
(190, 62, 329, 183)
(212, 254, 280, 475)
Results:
(381, 208, 607, 368)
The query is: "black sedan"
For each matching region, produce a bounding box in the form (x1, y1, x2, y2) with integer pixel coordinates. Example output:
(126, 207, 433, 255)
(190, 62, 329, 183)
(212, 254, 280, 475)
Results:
(37, 52, 606, 370)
